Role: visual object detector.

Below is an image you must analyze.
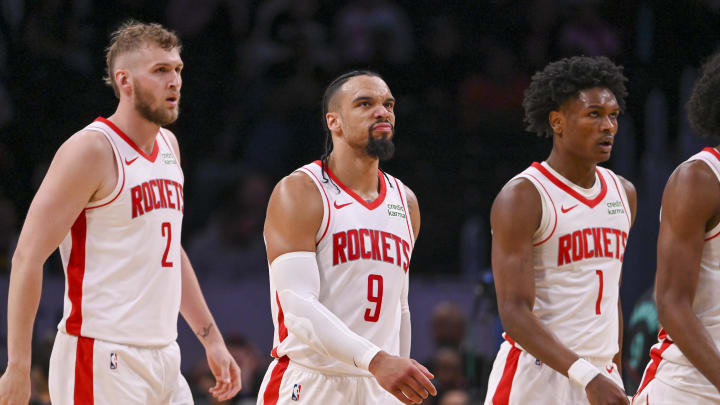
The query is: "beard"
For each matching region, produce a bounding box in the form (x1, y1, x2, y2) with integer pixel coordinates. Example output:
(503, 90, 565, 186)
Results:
(366, 122, 395, 161)
(133, 80, 179, 126)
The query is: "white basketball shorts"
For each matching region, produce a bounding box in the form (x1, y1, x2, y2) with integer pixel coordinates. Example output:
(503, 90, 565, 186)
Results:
(484, 340, 624, 405)
(257, 356, 403, 405)
(48, 331, 192, 404)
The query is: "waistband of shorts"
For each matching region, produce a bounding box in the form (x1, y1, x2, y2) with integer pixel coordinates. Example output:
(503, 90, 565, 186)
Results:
(503, 333, 613, 366)
(57, 330, 174, 350)
(281, 356, 374, 378)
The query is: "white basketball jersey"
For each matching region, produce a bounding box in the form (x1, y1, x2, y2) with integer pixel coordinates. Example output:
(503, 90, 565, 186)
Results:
(656, 147, 720, 366)
(268, 161, 415, 376)
(57, 117, 184, 346)
(509, 162, 631, 359)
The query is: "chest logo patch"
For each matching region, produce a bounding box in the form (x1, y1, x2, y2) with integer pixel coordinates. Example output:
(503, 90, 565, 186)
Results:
(387, 203, 406, 218)
(607, 200, 625, 215)
(161, 152, 177, 165)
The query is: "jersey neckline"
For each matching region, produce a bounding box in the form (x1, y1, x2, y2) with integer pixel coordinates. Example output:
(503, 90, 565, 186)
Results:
(95, 117, 159, 163)
(313, 160, 387, 210)
(531, 161, 607, 208)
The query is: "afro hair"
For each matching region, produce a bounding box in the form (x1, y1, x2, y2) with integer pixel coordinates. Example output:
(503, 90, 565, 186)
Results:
(687, 52, 720, 138)
(523, 56, 628, 137)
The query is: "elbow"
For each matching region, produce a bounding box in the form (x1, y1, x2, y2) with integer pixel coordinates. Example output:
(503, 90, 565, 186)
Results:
(10, 247, 31, 273)
(497, 300, 531, 337)
(655, 292, 689, 332)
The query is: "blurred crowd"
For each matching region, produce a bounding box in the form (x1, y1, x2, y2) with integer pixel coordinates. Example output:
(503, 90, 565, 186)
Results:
(2, 0, 720, 403)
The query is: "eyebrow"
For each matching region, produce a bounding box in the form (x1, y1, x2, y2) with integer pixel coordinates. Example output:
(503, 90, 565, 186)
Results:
(151, 62, 183, 69)
(351, 96, 395, 104)
(586, 104, 619, 110)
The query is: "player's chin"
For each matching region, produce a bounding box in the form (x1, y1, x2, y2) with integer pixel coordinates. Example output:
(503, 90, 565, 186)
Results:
(593, 148, 612, 162)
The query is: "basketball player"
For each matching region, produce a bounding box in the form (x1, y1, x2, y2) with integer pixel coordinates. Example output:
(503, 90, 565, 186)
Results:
(632, 52, 720, 404)
(484, 56, 636, 405)
(0, 21, 241, 404)
(257, 71, 437, 405)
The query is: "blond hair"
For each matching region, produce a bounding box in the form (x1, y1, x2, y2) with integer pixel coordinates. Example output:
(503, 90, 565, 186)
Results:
(104, 20, 182, 98)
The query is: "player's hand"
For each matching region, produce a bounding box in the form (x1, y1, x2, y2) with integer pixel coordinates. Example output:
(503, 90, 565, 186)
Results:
(585, 374, 629, 405)
(0, 365, 31, 405)
(368, 351, 437, 404)
(205, 342, 242, 402)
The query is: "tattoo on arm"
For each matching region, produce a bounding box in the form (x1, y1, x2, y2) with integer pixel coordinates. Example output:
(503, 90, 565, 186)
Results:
(197, 323, 214, 339)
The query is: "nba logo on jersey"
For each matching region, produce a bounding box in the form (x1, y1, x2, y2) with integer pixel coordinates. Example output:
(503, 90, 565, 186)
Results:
(291, 384, 301, 401)
(109, 353, 118, 370)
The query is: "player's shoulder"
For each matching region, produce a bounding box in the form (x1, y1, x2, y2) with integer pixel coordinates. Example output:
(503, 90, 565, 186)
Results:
(496, 176, 540, 205)
(492, 177, 542, 221)
(269, 170, 324, 215)
(668, 159, 719, 193)
(59, 128, 115, 163)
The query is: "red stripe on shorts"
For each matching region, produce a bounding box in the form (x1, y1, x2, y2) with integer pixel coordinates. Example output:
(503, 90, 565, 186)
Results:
(66, 211, 87, 335)
(634, 340, 672, 400)
(492, 345, 521, 405)
(74, 336, 94, 404)
(263, 356, 290, 405)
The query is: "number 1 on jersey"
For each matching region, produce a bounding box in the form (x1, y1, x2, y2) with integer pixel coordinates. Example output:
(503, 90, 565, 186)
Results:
(595, 269, 603, 315)
(161, 222, 173, 268)
(365, 274, 383, 322)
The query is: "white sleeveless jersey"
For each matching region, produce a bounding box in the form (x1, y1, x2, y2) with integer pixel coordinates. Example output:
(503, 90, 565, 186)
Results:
(57, 117, 184, 346)
(509, 162, 631, 360)
(268, 161, 415, 376)
(656, 147, 720, 366)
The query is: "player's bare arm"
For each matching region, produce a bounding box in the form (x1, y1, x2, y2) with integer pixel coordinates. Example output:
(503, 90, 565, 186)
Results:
(613, 176, 637, 374)
(492, 177, 628, 405)
(0, 130, 116, 404)
(163, 129, 242, 401)
(265, 174, 435, 404)
(654, 160, 720, 390)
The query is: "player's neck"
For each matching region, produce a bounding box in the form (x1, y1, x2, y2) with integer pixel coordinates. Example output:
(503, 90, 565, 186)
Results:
(107, 105, 161, 155)
(545, 152, 597, 189)
(328, 150, 381, 200)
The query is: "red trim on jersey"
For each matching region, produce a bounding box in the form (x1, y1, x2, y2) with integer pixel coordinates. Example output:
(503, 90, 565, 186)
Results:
(531, 162, 607, 208)
(66, 212, 87, 335)
(704, 146, 720, 161)
(263, 356, 290, 405)
(74, 336, 94, 403)
(302, 167, 332, 245)
(393, 177, 414, 250)
(525, 174, 558, 247)
(86, 133, 125, 210)
(314, 160, 387, 210)
(271, 292, 288, 359)
(95, 117, 159, 162)
(607, 170, 631, 227)
(633, 340, 673, 400)
(492, 345, 521, 405)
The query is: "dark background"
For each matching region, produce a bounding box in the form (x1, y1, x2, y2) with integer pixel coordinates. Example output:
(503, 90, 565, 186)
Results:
(0, 1, 719, 403)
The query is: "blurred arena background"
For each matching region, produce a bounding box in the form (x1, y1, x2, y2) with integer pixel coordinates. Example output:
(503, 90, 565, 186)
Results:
(0, 1, 719, 403)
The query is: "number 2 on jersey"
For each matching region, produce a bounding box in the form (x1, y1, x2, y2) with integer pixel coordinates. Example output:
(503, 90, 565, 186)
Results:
(365, 274, 383, 322)
(595, 269, 603, 315)
(161, 222, 174, 268)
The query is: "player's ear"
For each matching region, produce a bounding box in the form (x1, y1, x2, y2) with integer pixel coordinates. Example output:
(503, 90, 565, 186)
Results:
(115, 69, 132, 96)
(326, 112, 342, 135)
(549, 110, 563, 136)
